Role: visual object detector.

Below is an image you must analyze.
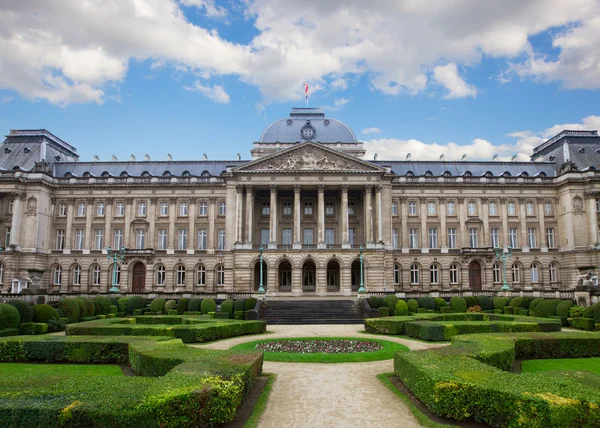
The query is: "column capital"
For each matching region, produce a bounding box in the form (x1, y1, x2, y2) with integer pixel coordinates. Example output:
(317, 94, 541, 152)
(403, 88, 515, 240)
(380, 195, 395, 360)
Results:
(270, 184, 277, 192)
(86, 197, 94, 205)
(169, 197, 177, 204)
(518, 197, 526, 204)
(457, 197, 465, 203)
(245, 184, 253, 192)
(50, 197, 56, 205)
(500, 197, 507, 204)
(106, 197, 114, 204)
(481, 197, 488, 203)
(236, 185, 244, 193)
(67, 198, 76, 206)
(438, 197, 446, 203)
(341, 184, 349, 192)
(19, 193, 27, 202)
(125, 197, 134, 204)
(149, 197, 157, 204)
(418, 196, 427, 203)
(398, 196, 407, 203)
(374, 185, 382, 193)
(209, 197, 217, 204)
(364, 184, 373, 193)
(317, 184, 325, 192)
(294, 184, 301, 192)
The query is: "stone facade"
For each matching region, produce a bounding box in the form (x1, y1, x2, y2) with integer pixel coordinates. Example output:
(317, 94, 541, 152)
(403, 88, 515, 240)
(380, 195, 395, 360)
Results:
(0, 113, 599, 297)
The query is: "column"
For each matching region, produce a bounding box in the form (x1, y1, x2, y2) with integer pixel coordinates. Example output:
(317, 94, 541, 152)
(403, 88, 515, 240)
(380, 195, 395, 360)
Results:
(168, 198, 176, 251)
(104, 199, 113, 250)
(269, 185, 277, 248)
(400, 197, 409, 249)
(364, 185, 373, 244)
(9, 193, 24, 249)
(245, 185, 254, 246)
(482, 198, 490, 247)
(420, 197, 427, 250)
(500, 197, 509, 247)
(458, 197, 467, 248)
(148, 198, 156, 250)
(537, 198, 546, 249)
(519, 198, 527, 250)
(187, 198, 195, 252)
(293, 184, 301, 249)
(588, 195, 598, 246)
(124, 198, 133, 248)
(208, 197, 216, 251)
(235, 185, 243, 244)
(375, 186, 383, 243)
(84, 198, 93, 250)
(317, 184, 325, 248)
(341, 184, 349, 247)
(440, 198, 447, 251)
(64, 199, 74, 252)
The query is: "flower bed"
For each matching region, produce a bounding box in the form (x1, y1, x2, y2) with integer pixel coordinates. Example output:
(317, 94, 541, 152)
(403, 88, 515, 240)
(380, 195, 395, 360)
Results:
(256, 339, 383, 354)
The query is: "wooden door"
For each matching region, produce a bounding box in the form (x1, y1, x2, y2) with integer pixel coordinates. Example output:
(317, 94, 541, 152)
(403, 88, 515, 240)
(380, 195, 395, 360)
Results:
(132, 262, 146, 292)
(469, 261, 482, 291)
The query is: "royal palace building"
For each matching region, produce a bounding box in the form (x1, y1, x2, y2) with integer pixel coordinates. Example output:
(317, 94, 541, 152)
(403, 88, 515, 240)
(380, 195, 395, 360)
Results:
(0, 108, 600, 298)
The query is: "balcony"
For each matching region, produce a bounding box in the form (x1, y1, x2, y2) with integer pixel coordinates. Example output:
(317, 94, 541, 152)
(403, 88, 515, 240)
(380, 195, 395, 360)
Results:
(124, 248, 155, 256)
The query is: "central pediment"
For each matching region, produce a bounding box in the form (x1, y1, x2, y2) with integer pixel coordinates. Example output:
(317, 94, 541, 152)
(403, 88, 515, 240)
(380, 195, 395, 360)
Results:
(233, 142, 384, 173)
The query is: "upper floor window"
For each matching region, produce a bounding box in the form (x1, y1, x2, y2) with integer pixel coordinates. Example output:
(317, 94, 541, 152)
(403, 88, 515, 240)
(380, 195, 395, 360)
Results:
(408, 201, 417, 216)
(159, 202, 169, 216)
(391, 201, 398, 216)
(489, 201, 497, 216)
(218, 202, 226, 216)
(77, 202, 86, 217)
(348, 201, 355, 215)
(427, 202, 437, 216)
(304, 201, 313, 215)
(137, 201, 147, 217)
(7, 199, 13, 214)
(526, 201, 535, 216)
(58, 202, 67, 217)
(198, 201, 208, 216)
(115, 202, 125, 217)
(179, 202, 188, 217)
(507, 202, 516, 216)
(217, 229, 226, 250)
(283, 201, 292, 216)
(96, 202, 105, 217)
(467, 201, 477, 216)
(544, 201, 553, 216)
(325, 201, 335, 216)
(262, 202, 270, 216)
(446, 201, 455, 216)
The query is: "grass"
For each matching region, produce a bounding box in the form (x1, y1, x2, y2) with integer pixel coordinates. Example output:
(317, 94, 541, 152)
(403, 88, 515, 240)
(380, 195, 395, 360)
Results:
(522, 357, 600, 375)
(230, 337, 409, 363)
(244, 373, 276, 428)
(0, 363, 124, 376)
(377, 373, 458, 428)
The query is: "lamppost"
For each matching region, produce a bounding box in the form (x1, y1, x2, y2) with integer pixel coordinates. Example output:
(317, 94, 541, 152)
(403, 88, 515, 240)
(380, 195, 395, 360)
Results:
(358, 245, 366, 293)
(257, 245, 265, 294)
(494, 245, 513, 291)
(107, 246, 126, 293)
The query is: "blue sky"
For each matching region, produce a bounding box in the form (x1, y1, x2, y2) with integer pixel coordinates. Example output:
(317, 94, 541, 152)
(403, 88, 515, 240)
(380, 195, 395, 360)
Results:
(0, 0, 599, 162)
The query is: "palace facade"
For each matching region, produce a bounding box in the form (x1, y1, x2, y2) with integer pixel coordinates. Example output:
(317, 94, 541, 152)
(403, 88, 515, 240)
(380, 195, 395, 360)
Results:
(1, 108, 600, 297)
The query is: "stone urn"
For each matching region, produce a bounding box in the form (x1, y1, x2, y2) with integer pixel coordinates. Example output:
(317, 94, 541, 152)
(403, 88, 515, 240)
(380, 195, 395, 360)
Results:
(23, 268, 46, 294)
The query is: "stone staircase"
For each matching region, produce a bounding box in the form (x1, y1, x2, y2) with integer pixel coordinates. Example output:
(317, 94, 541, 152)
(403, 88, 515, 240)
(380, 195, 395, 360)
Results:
(259, 299, 368, 324)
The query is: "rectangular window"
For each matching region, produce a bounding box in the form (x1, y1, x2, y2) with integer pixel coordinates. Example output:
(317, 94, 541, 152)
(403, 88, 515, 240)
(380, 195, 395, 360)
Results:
(282, 228, 292, 246)
(526, 202, 534, 216)
(56, 229, 65, 250)
(427, 202, 437, 216)
(428, 228, 438, 249)
(177, 229, 187, 250)
(198, 201, 208, 216)
(7, 199, 14, 214)
(197, 229, 207, 250)
(325, 201, 335, 216)
(348, 201, 355, 215)
(348, 228, 356, 245)
(77, 203, 86, 217)
(58, 202, 67, 217)
(409, 228, 419, 249)
(546, 228, 555, 248)
(260, 229, 270, 246)
(96, 202, 105, 217)
(137, 201, 147, 217)
(408, 201, 417, 215)
(597, 199, 600, 213)
(283, 201, 292, 216)
(391, 201, 398, 216)
(509, 228, 518, 248)
(303, 228, 314, 245)
(325, 228, 335, 245)
(491, 228, 499, 248)
(544, 202, 553, 216)
(115, 202, 125, 217)
(446, 201, 455, 216)
(489, 202, 497, 216)
(158, 229, 168, 250)
(469, 228, 478, 248)
(159, 202, 169, 216)
(135, 230, 145, 249)
(217, 229, 225, 250)
(179, 202, 188, 216)
(468, 201, 477, 216)
(527, 228, 536, 248)
(74, 229, 84, 250)
(218, 202, 226, 216)
(447, 228, 457, 249)
(392, 228, 399, 249)
(262, 202, 270, 216)
(304, 201, 313, 215)
(507, 202, 516, 216)
(113, 229, 123, 249)
(4, 227, 10, 248)
(94, 229, 103, 250)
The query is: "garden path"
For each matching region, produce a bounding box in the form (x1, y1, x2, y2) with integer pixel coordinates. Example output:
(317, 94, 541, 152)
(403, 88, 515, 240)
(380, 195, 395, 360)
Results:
(194, 324, 445, 428)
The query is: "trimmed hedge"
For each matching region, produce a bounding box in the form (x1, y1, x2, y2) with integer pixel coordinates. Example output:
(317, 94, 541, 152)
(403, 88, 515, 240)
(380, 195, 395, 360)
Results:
(529, 297, 545, 311)
(58, 298, 81, 323)
(201, 298, 217, 314)
(245, 298, 258, 311)
(0, 303, 20, 329)
(234, 299, 246, 313)
(126, 296, 147, 315)
(164, 300, 177, 312)
(449, 297, 467, 313)
(493, 297, 508, 310)
(75, 298, 87, 317)
(378, 307, 390, 317)
(220, 300, 234, 317)
(571, 317, 596, 331)
(6, 300, 32, 324)
(395, 300, 409, 316)
(32, 304, 59, 324)
(407, 299, 419, 313)
(464, 296, 477, 308)
(533, 299, 561, 318)
(433, 298, 447, 311)
(509, 296, 523, 308)
(385, 295, 399, 316)
(108, 305, 118, 315)
(149, 298, 166, 314)
(556, 300, 574, 317)
(188, 298, 202, 312)
(82, 298, 96, 317)
(476, 295, 494, 311)
(94, 296, 112, 315)
(19, 322, 48, 335)
(117, 297, 129, 314)
(417, 297, 435, 310)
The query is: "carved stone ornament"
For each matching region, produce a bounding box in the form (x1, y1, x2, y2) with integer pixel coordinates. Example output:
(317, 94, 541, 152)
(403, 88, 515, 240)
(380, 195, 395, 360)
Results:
(31, 160, 52, 173)
(25, 196, 37, 216)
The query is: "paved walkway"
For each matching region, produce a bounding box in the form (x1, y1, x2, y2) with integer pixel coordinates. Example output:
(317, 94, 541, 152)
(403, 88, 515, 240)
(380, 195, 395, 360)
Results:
(195, 325, 445, 428)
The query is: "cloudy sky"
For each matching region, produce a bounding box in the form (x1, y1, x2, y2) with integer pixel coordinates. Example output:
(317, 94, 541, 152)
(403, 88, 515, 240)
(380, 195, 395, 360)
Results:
(0, 0, 599, 161)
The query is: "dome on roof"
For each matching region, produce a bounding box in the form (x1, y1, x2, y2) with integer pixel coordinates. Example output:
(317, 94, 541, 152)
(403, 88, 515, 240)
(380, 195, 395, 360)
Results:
(259, 108, 357, 143)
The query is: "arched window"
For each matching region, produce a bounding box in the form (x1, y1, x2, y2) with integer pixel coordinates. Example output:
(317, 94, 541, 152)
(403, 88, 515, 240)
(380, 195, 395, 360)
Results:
(279, 261, 292, 289)
(120, 171, 129, 177)
(327, 261, 340, 290)
(302, 261, 316, 288)
(0, 262, 4, 285)
(64, 172, 73, 178)
(141, 171, 151, 177)
(511, 263, 521, 283)
(430, 264, 440, 284)
(53, 265, 62, 285)
(216, 265, 225, 286)
(393, 264, 401, 285)
(182, 171, 192, 177)
(110, 265, 121, 286)
(72, 265, 81, 285)
(156, 265, 166, 286)
(163, 171, 172, 177)
(492, 263, 501, 283)
(176, 265, 186, 286)
(196, 264, 206, 286)
(530, 263, 540, 283)
(549, 263, 558, 282)
(449, 263, 459, 284)
(101, 171, 111, 178)
(410, 264, 420, 285)
(83, 172, 92, 178)
(91, 265, 101, 286)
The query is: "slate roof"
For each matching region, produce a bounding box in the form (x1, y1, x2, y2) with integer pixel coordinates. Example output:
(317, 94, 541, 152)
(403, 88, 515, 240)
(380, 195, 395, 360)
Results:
(530, 130, 600, 172)
(373, 160, 556, 177)
(53, 160, 247, 177)
(0, 131, 78, 171)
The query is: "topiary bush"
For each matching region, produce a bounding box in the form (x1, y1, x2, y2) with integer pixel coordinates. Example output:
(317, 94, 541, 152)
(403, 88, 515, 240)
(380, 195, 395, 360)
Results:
(94, 296, 112, 315)
(417, 297, 435, 310)
(234, 299, 246, 313)
(520, 297, 534, 310)
(449, 297, 467, 313)
(176, 298, 190, 315)
(407, 299, 419, 313)
(493, 297, 508, 310)
(509, 297, 523, 309)
(529, 298, 545, 312)
(475, 296, 493, 311)
(188, 298, 202, 312)
(464, 296, 477, 308)
(395, 300, 409, 316)
(245, 298, 258, 311)
(367, 296, 379, 308)
(201, 298, 217, 314)
(583, 302, 600, 322)
(556, 300, 574, 317)
(7, 300, 33, 324)
(108, 305, 118, 315)
(149, 298, 166, 314)
(375, 297, 387, 309)
(533, 299, 561, 318)
(75, 298, 87, 317)
(378, 307, 390, 317)
(433, 298, 447, 311)
(58, 298, 81, 323)
(126, 296, 147, 315)
(0, 303, 20, 329)
(32, 304, 59, 323)
(164, 300, 177, 312)
(117, 297, 129, 314)
(385, 295, 399, 316)
(220, 299, 234, 317)
(82, 298, 96, 317)
(569, 306, 584, 318)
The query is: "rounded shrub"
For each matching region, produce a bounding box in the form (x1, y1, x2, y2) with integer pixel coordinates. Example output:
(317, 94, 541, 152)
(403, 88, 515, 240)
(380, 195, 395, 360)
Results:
(201, 298, 216, 314)
(150, 298, 166, 314)
(32, 304, 59, 323)
(493, 297, 508, 310)
(188, 298, 202, 312)
(54, 307, 65, 318)
(475, 295, 494, 311)
(417, 297, 435, 310)
(367, 296, 379, 308)
(464, 296, 478, 308)
(108, 296, 119, 307)
(58, 298, 81, 323)
(529, 298, 545, 311)
(117, 297, 129, 314)
(234, 299, 246, 313)
(7, 300, 33, 324)
(245, 298, 258, 310)
(583, 303, 600, 322)
(75, 298, 87, 317)
(94, 296, 112, 315)
(375, 297, 387, 309)
(520, 297, 534, 309)
(385, 295, 399, 316)
(395, 299, 409, 316)
(126, 296, 147, 314)
(556, 300, 574, 317)
(82, 298, 96, 317)
(533, 299, 561, 318)
(93, 301, 101, 316)
(433, 298, 447, 311)
(594, 303, 600, 322)
(108, 305, 118, 315)
(407, 299, 419, 313)
(0, 303, 20, 329)
(449, 297, 467, 313)
(176, 298, 190, 315)
(220, 299, 234, 316)
(164, 300, 177, 312)
(378, 307, 390, 317)
(509, 297, 523, 308)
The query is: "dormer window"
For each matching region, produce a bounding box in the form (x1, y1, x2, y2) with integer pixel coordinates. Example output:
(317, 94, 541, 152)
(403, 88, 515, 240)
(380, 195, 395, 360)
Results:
(64, 172, 73, 178)
(54, 155, 61, 161)
(578, 148, 585, 153)
(83, 172, 92, 178)
(23, 147, 31, 153)
(4, 148, 11, 154)
(548, 155, 556, 161)
(120, 171, 129, 177)
(163, 171, 172, 177)
(182, 171, 191, 177)
(141, 171, 151, 177)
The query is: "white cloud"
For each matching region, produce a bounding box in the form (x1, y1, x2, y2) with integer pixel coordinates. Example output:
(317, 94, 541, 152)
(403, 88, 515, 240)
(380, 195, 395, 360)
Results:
(184, 81, 230, 103)
(331, 78, 348, 90)
(180, 0, 228, 18)
(432, 63, 477, 99)
(323, 97, 350, 111)
(362, 127, 381, 135)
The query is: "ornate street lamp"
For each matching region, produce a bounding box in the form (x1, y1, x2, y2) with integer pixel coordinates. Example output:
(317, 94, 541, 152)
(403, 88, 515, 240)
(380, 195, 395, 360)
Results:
(257, 245, 265, 294)
(107, 246, 126, 293)
(494, 245, 513, 291)
(358, 245, 366, 293)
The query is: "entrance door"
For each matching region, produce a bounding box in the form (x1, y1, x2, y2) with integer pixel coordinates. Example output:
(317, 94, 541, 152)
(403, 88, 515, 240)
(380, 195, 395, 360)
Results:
(468, 261, 482, 291)
(132, 262, 146, 292)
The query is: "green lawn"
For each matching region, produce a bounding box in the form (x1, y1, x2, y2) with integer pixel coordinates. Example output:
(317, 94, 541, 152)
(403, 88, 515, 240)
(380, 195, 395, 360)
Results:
(521, 357, 600, 375)
(0, 363, 124, 376)
(230, 337, 409, 363)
